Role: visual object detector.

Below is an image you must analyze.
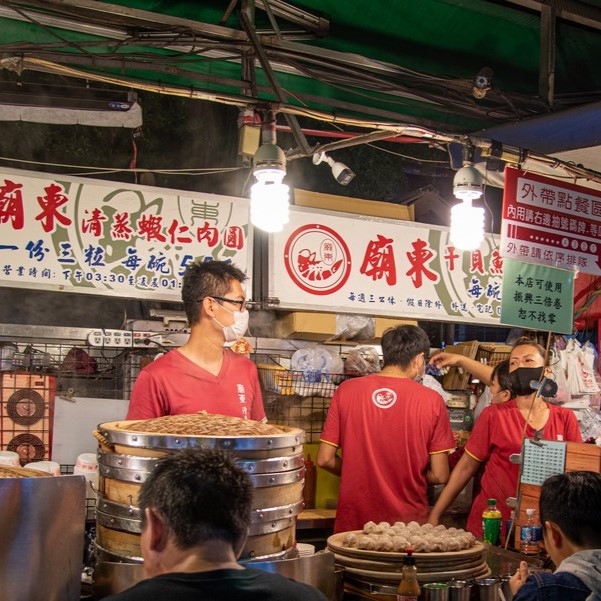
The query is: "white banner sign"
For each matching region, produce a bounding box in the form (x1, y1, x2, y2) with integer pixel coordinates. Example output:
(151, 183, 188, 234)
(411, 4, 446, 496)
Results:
(269, 206, 504, 324)
(0, 168, 253, 301)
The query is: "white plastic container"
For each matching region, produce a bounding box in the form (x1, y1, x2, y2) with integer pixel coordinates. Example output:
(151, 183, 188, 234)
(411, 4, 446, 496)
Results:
(74, 453, 99, 497)
(24, 460, 61, 476)
(0, 451, 21, 467)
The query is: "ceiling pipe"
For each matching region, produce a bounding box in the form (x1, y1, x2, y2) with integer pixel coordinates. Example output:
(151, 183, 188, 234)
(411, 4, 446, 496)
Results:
(275, 125, 432, 145)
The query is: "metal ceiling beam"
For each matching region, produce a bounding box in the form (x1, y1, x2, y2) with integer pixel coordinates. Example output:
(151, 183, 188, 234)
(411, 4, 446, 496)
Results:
(504, 0, 601, 32)
(254, 0, 329, 35)
(539, 2, 557, 108)
(239, 6, 312, 155)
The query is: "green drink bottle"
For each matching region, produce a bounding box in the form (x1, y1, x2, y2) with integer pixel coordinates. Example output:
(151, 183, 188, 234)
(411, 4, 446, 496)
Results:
(482, 498, 502, 545)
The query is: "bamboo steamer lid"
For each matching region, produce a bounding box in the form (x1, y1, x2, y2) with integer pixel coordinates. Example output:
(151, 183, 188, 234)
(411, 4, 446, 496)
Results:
(0, 465, 52, 478)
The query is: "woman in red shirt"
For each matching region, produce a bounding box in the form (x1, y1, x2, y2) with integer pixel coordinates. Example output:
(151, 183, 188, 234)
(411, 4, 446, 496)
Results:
(427, 338, 582, 538)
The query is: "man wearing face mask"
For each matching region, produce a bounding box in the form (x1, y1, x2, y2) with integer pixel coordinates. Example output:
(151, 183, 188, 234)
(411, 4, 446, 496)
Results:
(317, 325, 455, 533)
(126, 260, 265, 422)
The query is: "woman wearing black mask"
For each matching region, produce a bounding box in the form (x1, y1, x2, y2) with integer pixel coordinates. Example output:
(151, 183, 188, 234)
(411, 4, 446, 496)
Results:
(428, 338, 581, 539)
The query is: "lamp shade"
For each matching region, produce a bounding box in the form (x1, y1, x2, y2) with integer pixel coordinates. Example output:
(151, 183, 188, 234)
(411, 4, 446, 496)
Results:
(453, 164, 483, 201)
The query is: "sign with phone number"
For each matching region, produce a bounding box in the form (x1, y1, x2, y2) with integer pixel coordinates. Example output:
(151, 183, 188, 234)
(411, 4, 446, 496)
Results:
(0, 167, 253, 301)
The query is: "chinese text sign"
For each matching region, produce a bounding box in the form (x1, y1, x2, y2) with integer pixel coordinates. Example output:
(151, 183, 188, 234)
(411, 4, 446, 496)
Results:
(270, 206, 504, 324)
(500, 259, 574, 334)
(0, 168, 252, 301)
(502, 167, 601, 276)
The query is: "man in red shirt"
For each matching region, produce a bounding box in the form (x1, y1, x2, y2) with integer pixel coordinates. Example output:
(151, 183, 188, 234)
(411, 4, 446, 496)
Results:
(317, 325, 455, 533)
(126, 260, 265, 422)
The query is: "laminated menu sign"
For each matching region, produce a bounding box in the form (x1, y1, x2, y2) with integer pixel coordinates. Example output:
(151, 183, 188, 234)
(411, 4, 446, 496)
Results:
(269, 205, 504, 324)
(0, 167, 252, 301)
(502, 166, 601, 276)
(500, 259, 574, 334)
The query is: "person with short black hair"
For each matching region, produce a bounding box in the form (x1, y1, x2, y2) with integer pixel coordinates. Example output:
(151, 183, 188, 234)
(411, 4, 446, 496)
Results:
(126, 259, 265, 421)
(100, 448, 327, 601)
(317, 324, 455, 533)
(510, 471, 601, 601)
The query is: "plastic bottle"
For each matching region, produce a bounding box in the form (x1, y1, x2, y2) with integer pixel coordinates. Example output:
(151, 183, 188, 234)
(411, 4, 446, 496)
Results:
(520, 508, 542, 556)
(302, 455, 317, 510)
(482, 498, 502, 545)
(505, 510, 516, 549)
(396, 548, 420, 601)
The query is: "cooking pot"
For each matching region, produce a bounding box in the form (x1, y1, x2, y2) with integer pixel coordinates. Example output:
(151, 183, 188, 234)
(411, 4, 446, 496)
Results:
(94, 551, 344, 601)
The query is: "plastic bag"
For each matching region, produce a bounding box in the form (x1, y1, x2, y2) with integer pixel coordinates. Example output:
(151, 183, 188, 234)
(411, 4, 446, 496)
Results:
(565, 339, 601, 395)
(548, 349, 571, 405)
(421, 374, 452, 403)
(335, 314, 375, 340)
(291, 346, 343, 382)
(344, 346, 381, 374)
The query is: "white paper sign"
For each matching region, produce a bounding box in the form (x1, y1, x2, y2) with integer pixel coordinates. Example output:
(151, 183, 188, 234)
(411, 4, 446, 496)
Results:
(269, 206, 504, 324)
(0, 168, 253, 301)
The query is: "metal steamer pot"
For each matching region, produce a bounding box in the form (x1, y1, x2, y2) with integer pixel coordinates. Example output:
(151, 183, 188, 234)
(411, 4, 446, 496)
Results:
(94, 552, 343, 601)
(95, 421, 306, 565)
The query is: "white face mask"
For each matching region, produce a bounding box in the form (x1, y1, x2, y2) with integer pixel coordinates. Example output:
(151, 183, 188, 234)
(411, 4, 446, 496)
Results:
(213, 302, 249, 343)
(414, 354, 426, 384)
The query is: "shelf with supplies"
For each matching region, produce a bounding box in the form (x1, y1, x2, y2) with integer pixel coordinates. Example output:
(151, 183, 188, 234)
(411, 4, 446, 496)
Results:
(258, 365, 359, 444)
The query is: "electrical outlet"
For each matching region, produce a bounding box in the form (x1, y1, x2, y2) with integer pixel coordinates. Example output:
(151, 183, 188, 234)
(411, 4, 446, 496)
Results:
(87, 329, 162, 348)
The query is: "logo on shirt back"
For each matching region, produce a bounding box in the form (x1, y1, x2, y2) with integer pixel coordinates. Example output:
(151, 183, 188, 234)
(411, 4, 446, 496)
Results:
(372, 388, 397, 409)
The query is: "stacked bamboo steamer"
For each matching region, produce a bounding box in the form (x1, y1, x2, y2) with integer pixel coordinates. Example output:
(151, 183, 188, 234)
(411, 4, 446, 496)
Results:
(94, 414, 305, 563)
(328, 531, 490, 587)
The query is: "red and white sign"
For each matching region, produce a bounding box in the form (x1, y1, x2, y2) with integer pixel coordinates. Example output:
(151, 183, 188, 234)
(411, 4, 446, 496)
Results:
(270, 206, 505, 324)
(501, 167, 601, 275)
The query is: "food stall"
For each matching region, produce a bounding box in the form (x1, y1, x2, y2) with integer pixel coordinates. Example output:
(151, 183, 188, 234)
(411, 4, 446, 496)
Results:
(0, 167, 600, 601)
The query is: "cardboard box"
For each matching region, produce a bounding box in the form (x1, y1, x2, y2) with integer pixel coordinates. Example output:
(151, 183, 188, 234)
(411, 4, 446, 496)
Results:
(294, 189, 414, 221)
(276, 312, 337, 342)
(276, 312, 417, 342)
(374, 317, 418, 337)
(442, 340, 479, 390)
(476, 343, 512, 367)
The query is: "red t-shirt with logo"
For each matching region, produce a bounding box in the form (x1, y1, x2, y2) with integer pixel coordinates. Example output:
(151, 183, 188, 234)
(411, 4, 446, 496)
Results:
(126, 349, 266, 421)
(320, 374, 455, 533)
(465, 399, 582, 537)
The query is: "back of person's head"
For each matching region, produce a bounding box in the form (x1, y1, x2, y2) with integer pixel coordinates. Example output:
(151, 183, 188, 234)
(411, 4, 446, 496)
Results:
(181, 260, 247, 325)
(540, 471, 601, 548)
(138, 448, 253, 552)
(381, 325, 430, 369)
(491, 360, 515, 399)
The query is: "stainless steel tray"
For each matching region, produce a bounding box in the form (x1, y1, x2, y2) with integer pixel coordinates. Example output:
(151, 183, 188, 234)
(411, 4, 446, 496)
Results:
(98, 420, 305, 451)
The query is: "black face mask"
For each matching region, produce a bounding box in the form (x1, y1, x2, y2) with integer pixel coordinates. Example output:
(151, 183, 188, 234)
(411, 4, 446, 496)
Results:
(509, 366, 544, 396)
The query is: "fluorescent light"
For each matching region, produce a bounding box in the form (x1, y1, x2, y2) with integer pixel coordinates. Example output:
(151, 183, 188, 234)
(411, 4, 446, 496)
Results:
(251, 142, 289, 233)
(450, 163, 485, 250)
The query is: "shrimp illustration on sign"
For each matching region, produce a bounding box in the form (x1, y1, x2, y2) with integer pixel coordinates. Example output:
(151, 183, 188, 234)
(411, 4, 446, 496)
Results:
(297, 248, 344, 281)
(284, 223, 352, 295)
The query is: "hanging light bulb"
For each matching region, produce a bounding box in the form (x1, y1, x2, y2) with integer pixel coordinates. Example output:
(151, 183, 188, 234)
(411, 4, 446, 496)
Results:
(450, 163, 485, 251)
(250, 113, 289, 233)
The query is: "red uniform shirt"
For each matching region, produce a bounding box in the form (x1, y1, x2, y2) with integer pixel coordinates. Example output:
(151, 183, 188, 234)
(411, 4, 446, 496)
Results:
(126, 349, 266, 421)
(465, 399, 582, 537)
(320, 374, 455, 533)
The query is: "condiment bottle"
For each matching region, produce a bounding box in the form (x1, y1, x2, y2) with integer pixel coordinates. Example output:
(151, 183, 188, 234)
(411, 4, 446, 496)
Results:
(396, 547, 420, 600)
(302, 454, 317, 510)
(520, 508, 542, 556)
(505, 509, 516, 549)
(482, 498, 502, 545)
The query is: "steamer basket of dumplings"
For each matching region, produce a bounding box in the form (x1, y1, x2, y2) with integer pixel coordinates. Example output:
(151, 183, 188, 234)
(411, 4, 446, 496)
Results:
(328, 521, 490, 591)
(94, 413, 305, 565)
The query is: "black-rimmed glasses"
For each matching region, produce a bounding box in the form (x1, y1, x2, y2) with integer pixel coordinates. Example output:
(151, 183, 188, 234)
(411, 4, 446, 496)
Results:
(209, 296, 247, 311)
